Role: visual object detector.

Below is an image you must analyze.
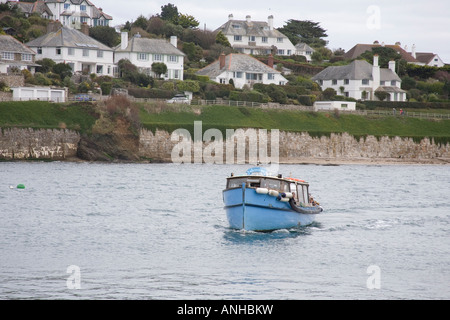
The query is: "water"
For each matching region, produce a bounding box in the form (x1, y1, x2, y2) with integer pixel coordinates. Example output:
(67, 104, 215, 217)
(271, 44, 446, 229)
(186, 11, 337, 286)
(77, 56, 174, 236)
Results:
(0, 162, 449, 300)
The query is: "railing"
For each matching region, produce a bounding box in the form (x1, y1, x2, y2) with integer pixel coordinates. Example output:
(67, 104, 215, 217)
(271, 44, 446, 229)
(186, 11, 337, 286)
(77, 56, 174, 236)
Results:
(328, 109, 450, 120)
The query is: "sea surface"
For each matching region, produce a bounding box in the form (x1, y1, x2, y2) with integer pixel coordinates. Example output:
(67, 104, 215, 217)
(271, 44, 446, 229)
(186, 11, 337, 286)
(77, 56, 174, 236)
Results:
(0, 162, 449, 300)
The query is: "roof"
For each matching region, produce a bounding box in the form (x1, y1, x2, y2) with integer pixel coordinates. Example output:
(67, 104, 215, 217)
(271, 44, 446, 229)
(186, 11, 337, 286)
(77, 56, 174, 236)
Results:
(295, 42, 315, 52)
(311, 59, 401, 82)
(9, 1, 53, 16)
(25, 26, 112, 51)
(414, 52, 437, 64)
(0, 35, 36, 55)
(343, 43, 418, 63)
(215, 18, 289, 40)
(114, 35, 185, 56)
(196, 53, 281, 79)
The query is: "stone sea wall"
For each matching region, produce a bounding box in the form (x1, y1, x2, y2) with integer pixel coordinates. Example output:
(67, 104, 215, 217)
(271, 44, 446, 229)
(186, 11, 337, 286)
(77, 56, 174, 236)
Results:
(139, 128, 450, 163)
(1, 127, 449, 163)
(0, 128, 80, 160)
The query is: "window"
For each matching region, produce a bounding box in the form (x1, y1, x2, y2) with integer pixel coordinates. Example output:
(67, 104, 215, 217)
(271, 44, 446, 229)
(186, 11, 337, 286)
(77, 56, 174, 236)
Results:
(380, 81, 385, 85)
(80, 5, 86, 11)
(37, 47, 42, 54)
(234, 72, 243, 78)
(261, 37, 268, 43)
(56, 47, 62, 55)
(83, 49, 89, 57)
(234, 35, 242, 41)
(219, 78, 226, 84)
(168, 55, 178, 63)
(96, 65, 103, 74)
(391, 80, 396, 86)
(362, 79, 369, 85)
(68, 48, 75, 55)
(268, 73, 275, 80)
(64, 3, 70, 10)
(246, 73, 262, 81)
(68, 63, 75, 71)
(332, 79, 337, 85)
(137, 53, 148, 61)
(232, 24, 241, 29)
(344, 79, 349, 85)
(277, 37, 283, 43)
(174, 70, 180, 79)
(2, 52, 14, 60)
(249, 36, 255, 42)
(153, 54, 163, 61)
(277, 49, 285, 55)
(287, 50, 291, 55)
(341, 104, 348, 109)
(21, 53, 32, 61)
(97, 50, 103, 58)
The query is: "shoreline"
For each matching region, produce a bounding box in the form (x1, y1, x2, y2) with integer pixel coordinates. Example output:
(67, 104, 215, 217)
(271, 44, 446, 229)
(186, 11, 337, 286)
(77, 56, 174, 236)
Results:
(3, 156, 449, 166)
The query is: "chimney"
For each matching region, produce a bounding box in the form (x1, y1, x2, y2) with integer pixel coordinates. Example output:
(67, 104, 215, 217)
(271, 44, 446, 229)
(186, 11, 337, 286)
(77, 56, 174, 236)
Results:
(268, 15, 274, 30)
(228, 14, 233, 21)
(246, 15, 251, 24)
(121, 31, 128, 50)
(268, 54, 274, 68)
(47, 20, 62, 33)
(372, 54, 380, 91)
(170, 36, 177, 47)
(80, 22, 89, 36)
(219, 53, 226, 69)
(389, 60, 396, 73)
(411, 44, 416, 59)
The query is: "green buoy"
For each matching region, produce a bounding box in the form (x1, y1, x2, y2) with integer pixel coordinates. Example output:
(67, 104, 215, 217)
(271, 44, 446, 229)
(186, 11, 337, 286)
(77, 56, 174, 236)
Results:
(17, 184, 25, 189)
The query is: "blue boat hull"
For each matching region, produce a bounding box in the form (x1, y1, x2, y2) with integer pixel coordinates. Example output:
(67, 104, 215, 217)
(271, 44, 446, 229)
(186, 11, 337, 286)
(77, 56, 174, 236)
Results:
(223, 185, 318, 231)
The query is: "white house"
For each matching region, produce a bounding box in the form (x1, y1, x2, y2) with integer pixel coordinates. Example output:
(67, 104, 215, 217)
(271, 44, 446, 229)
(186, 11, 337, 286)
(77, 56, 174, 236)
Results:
(11, 86, 67, 102)
(43, 0, 112, 28)
(196, 53, 287, 89)
(312, 55, 406, 102)
(410, 45, 445, 67)
(295, 42, 315, 62)
(26, 25, 115, 77)
(215, 14, 296, 56)
(0, 35, 39, 74)
(114, 32, 185, 80)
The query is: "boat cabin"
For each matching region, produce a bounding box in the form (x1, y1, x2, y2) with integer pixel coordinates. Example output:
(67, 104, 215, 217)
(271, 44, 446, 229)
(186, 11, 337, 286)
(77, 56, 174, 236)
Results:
(225, 175, 313, 206)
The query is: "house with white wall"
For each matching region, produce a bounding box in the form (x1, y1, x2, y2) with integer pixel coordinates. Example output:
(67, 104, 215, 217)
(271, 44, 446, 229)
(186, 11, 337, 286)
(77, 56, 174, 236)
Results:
(215, 14, 296, 56)
(114, 32, 185, 81)
(409, 45, 446, 67)
(295, 42, 315, 62)
(40, 0, 112, 28)
(312, 55, 406, 102)
(0, 35, 39, 74)
(196, 53, 287, 89)
(26, 25, 115, 77)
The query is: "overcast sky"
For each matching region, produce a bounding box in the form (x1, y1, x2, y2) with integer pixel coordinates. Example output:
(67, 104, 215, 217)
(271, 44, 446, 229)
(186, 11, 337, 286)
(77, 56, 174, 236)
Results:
(94, 0, 450, 63)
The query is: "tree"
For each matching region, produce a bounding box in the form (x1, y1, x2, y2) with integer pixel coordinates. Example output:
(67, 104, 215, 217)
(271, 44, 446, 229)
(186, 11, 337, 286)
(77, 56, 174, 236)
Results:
(359, 46, 401, 68)
(89, 26, 120, 47)
(178, 13, 199, 29)
(151, 62, 168, 78)
(52, 63, 73, 80)
(374, 91, 389, 101)
(160, 3, 179, 24)
(215, 31, 231, 47)
(278, 19, 328, 48)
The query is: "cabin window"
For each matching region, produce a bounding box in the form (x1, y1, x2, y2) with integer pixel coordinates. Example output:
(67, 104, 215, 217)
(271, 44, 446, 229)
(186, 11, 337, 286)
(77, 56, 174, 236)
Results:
(227, 178, 247, 189)
(266, 179, 280, 190)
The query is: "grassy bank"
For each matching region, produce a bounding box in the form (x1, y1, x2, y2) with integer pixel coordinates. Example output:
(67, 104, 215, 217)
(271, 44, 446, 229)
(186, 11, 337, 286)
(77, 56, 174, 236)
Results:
(139, 104, 450, 144)
(1, 101, 450, 145)
(0, 101, 97, 133)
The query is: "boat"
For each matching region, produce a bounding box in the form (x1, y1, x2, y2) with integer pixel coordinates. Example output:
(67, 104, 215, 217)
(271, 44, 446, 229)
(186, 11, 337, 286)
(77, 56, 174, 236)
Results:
(222, 167, 323, 231)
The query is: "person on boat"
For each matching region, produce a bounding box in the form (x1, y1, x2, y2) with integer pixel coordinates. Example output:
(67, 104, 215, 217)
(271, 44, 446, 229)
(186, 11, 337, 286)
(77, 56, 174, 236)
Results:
(309, 194, 319, 206)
